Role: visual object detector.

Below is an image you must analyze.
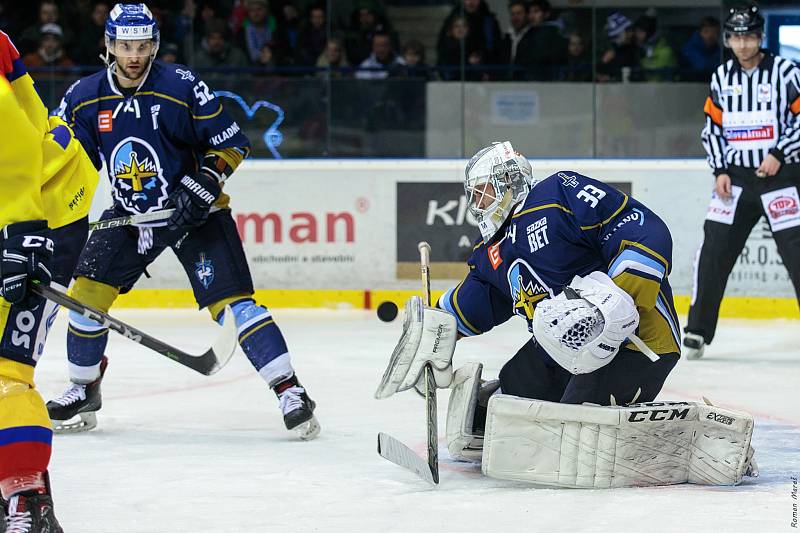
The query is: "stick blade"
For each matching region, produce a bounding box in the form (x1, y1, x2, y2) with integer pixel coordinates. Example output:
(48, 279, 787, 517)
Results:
(377, 432, 438, 485)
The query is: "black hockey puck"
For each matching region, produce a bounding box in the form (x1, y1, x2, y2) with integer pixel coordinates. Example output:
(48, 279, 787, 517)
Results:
(377, 301, 399, 322)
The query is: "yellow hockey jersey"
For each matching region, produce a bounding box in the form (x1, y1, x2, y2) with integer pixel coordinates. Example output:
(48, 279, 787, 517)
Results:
(0, 30, 97, 229)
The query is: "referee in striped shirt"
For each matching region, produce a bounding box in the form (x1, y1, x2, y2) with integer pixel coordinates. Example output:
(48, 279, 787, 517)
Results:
(685, 4, 800, 359)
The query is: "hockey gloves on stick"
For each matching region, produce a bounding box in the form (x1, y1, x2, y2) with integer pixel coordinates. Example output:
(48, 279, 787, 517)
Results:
(167, 171, 221, 231)
(375, 296, 458, 399)
(0, 220, 54, 307)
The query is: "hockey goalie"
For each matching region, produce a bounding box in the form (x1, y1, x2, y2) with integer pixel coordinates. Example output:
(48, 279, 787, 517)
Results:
(377, 142, 758, 487)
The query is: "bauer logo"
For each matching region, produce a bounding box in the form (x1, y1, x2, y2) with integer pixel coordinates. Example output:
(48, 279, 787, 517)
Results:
(768, 196, 798, 219)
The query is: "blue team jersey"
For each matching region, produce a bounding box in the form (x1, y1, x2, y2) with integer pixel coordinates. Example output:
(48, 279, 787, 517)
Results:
(56, 60, 250, 215)
(439, 171, 681, 355)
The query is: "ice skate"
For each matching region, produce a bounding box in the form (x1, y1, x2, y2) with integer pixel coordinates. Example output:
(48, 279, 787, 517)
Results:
(273, 374, 320, 441)
(683, 333, 705, 360)
(46, 356, 108, 433)
(3, 491, 62, 533)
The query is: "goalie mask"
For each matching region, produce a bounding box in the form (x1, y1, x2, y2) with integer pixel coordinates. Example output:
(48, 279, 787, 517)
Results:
(465, 142, 535, 243)
(104, 3, 160, 82)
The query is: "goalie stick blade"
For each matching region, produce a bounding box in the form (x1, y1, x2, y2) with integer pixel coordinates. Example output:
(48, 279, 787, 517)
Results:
(32, 284, 237, 376)
(377, 432, 438, 485)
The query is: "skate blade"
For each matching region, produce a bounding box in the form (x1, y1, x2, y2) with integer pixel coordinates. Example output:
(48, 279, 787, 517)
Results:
(51, 412, 98, 434)
(294, 415, 321, 441)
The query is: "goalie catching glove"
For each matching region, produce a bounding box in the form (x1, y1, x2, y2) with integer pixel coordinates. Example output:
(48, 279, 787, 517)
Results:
(375, 296, 458, 399)
(533, 271, 658, 375)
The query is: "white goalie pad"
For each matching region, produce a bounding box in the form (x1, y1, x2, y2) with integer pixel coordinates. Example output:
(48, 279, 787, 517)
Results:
(375, 296, 458, 399)
(482, 396, 756, 488)
(446, 363, 484, 461)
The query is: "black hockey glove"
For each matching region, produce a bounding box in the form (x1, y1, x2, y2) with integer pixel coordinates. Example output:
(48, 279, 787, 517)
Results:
(0, 220, 54, 306)
(167, 171, 222, 231)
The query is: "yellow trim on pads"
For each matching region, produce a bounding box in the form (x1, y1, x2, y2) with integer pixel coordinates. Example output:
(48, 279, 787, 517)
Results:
(110, 289, 799, 320)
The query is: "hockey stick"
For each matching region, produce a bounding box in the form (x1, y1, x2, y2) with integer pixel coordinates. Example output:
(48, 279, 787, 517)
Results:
(32, 283, 238, 376)
(377, 241, 440, 484)
(89, 209, 175, 231)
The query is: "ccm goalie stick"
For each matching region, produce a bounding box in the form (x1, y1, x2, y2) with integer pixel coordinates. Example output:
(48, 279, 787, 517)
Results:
(89, 209, 175, 231)
(32, 283, 238, 376)
(377, 241, 439, 484)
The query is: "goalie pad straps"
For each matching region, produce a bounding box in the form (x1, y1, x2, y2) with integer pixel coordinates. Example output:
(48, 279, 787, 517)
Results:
(375, 296, 458, 399)
(482, 397, 756, 488)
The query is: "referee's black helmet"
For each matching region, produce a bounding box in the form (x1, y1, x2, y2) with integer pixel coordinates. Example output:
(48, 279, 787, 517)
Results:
(724, 4, 764, 36)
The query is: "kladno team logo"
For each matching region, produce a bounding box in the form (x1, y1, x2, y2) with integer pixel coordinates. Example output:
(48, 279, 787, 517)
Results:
(506, 258, 552, 324)
(109, 137, 169, 213)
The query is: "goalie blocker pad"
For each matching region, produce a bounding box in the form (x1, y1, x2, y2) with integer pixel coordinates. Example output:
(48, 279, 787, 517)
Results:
(482, 397, 755, 488)
(375, 296, 458, 399)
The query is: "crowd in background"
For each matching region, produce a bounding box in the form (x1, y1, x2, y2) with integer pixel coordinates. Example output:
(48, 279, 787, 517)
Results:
(0, 0, 724, 82)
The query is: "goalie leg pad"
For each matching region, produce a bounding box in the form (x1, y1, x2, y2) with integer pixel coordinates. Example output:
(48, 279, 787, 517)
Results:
(446, 363, 484, 461)
(482, 397, 755, 488)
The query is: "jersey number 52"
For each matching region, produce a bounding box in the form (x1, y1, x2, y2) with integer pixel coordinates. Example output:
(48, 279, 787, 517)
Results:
(193, 81, 215, 106)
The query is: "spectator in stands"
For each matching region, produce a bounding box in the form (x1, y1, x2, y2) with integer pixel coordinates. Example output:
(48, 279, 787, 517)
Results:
(18, 1, 73, 55)
(256, 43, 278, 73)
(437, 15, 482, 81)
(344, 2, 398, 67)
(159, 42, 180, 64)
(282, 3, 301, 61)
(316, 36, 350, 77)
(633, 12, 677, 81)
(501, 0, 532, 78)
(597, 12, 638, 82)
(355, 31, 405, 80)
(562, 32, 592, 81)
(75, 1, 109, 66)
(193, 18, 250, 69)
(515, 0, 566, 81)
(680, 16, 720, 82)
(438, 0, 501, 66)
(239, 0, 286, 65)
(397, 40, 431, 80)
(297, 5, 328, 66)
(22, 23, 75, 68)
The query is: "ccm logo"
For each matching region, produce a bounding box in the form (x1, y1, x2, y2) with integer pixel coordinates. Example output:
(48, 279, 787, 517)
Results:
(98, 110, 113, 132)
(488, 242, 502, 269)
(628, 408, 690, 422)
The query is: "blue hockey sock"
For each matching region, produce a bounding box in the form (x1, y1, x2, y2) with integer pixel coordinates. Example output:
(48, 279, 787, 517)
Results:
(67, 310, 109, 383)
(220, 300, 294, 387)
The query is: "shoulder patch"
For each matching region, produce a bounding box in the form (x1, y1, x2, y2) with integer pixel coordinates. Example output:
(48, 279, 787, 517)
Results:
(175, 68, 195, 82)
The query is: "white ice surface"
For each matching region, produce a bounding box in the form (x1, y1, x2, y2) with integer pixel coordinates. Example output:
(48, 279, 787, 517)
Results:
(35, 310, 800, 533)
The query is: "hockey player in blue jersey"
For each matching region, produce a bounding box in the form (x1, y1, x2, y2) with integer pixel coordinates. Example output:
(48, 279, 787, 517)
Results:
(377, 142, 681, 454)
(45, 4, 320, 440)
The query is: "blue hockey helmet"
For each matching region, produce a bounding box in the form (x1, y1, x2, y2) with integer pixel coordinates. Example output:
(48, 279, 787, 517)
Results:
(105, 3, 160, 58)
